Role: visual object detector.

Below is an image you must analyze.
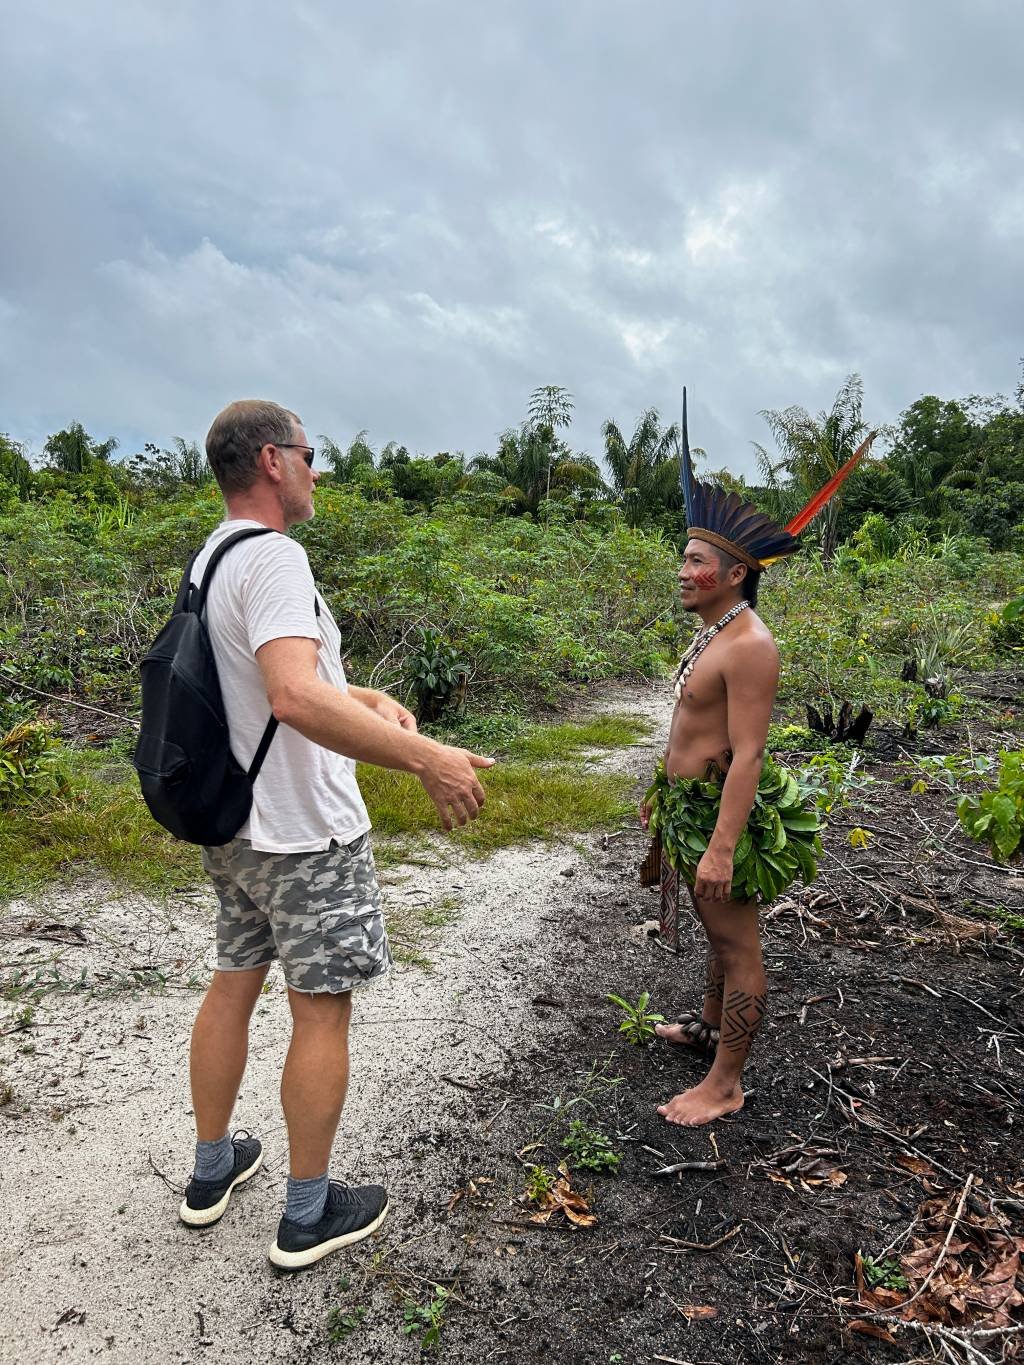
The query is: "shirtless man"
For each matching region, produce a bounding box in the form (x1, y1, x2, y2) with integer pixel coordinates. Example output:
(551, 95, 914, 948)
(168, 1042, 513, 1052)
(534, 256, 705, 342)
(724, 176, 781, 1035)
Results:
(641, 537, 779, 1127)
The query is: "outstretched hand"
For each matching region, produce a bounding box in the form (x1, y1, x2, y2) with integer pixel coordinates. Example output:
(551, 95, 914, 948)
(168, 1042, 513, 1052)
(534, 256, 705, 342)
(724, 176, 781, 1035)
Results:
(419, 746, 495, 829)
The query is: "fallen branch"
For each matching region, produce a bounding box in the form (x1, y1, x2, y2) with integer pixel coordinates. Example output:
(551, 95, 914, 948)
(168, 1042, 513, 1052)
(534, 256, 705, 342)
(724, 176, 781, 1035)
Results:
(650, 1159, 726, 1177)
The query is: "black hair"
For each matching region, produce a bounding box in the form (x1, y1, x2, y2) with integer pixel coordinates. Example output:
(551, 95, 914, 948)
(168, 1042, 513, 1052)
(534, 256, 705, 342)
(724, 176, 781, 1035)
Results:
(712, 545, 760, 608)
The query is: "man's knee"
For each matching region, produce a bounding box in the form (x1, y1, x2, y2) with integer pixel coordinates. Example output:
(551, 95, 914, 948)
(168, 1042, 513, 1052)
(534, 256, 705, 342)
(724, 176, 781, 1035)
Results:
(206, 964, 269, 1011)
(287, 987, 353, 1029)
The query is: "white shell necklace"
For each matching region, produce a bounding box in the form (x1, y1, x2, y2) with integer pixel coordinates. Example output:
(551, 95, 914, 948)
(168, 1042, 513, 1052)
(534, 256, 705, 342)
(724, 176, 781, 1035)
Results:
(673, 601, 750, 700)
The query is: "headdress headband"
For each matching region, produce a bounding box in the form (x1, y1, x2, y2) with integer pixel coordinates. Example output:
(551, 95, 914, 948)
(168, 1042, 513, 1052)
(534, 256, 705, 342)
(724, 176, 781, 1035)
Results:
(680, 387, 876, 570)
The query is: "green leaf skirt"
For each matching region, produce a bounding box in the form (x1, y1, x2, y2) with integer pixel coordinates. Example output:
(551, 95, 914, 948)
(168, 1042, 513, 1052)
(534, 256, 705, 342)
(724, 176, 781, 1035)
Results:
(646, 756, 824, 904)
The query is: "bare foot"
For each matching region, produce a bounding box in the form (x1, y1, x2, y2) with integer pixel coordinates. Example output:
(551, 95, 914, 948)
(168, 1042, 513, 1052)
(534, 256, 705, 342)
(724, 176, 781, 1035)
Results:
(657, 1077, 744, 1126)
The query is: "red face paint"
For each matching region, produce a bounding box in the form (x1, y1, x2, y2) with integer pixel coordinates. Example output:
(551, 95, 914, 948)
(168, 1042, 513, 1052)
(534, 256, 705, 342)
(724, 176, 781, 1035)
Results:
(690, 567, 718, 590)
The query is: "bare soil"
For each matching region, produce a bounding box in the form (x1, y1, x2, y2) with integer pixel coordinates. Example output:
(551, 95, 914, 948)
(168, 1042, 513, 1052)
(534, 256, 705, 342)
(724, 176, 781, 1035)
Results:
(2, 677, 1022, 1365)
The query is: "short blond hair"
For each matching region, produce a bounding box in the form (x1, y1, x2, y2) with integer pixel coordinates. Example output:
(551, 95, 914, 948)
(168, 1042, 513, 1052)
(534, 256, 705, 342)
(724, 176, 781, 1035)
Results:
(205, 399, 301, 495)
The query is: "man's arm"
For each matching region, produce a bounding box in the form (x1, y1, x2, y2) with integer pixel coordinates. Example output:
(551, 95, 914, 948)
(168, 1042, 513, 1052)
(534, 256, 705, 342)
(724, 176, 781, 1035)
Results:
(256, 637, 491, 829)
(347, 685, 417, 732)
(694, 635, 780, 902)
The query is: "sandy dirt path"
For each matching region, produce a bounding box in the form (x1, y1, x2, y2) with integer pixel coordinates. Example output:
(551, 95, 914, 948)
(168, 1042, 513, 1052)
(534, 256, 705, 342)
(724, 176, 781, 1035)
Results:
(0, 685, 665, 1365)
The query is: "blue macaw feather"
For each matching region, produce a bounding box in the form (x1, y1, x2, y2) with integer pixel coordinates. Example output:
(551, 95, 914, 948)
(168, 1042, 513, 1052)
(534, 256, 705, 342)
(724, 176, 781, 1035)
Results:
(679, 386, 697, 525)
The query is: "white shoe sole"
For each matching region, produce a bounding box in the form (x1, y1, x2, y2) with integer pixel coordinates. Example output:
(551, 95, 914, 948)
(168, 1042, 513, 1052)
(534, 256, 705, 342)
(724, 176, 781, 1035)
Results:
(178, 1150, 263, 1227)
(267, 1200, 389, 1270)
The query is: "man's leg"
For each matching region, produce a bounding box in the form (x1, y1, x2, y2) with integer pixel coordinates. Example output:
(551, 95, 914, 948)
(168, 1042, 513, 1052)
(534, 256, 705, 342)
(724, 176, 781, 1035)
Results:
(179, 965, 269, 1225)
(189, 964, 269, 1141)
(654, 945, 724, 1047)
(657, 896, 766, 1126)
(280, 987, 352, 1180)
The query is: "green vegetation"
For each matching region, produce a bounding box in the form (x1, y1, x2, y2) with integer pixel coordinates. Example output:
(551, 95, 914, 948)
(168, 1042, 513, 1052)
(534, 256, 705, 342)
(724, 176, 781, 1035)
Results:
(958, 751, 1024, 861)
(0, 748, 202, 898)
(606, 991, 665, 1046)
(358, 760, 633, 856)
(384, 895, 462, 970)
(647, 756, 824, 902)
(508, 713, 650, 761)
(325, 1304, 367, 1344)
(0, 717, 638, 900)
(560, 1119, 621, 1173)
(860, 1254, 910, 1293)
(523, 1164, 557, 1203)
(1, 372, 1022, 902)
(402, 1285, 449, 1353)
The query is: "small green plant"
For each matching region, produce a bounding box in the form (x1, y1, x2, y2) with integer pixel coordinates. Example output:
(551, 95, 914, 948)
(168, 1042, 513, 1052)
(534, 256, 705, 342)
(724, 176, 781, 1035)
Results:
(325, 1304, 367, 1344)
(861, 1254, 909, 1292)
(899, 752, 994, 793)
(407, 627, 469, 724)
(989, 593, 1024, 651)
(523, 1164, 557, 1203)
(904, 689, 962, 734)
(959, 750, 1024, 862)
(561, 1119, 621, 1173)
(402, 1284, 449, 1353)
(0, 721, 63, 810)
(535, 1058, 624, 1120)
(607, 990, 665, 1045)
(798, 747, 875, 813)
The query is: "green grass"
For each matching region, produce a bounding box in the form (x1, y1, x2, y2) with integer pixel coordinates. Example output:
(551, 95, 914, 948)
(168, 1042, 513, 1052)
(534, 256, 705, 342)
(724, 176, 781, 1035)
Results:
(384, 894, 462, 968)
(0, 710, 643, 902)
(964, 903, 1024, 934)
(359, 760, 634, 853)
(507, 712, 651, 761)
(0, 751, 201, 900)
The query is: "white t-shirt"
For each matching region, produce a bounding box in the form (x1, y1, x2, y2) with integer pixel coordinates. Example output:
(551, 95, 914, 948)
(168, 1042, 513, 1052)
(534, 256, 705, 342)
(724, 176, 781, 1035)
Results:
(191, 519, 371, 853)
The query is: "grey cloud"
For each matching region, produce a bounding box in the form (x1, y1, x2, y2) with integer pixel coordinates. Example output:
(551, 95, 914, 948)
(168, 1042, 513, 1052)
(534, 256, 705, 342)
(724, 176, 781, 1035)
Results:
(1, 1, 1021, 474)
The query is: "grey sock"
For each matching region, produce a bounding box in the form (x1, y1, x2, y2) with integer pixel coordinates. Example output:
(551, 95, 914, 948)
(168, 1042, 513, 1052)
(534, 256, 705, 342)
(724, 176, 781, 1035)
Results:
(285, 1173, 329, 1226)
(194, 1133, 233, 1182)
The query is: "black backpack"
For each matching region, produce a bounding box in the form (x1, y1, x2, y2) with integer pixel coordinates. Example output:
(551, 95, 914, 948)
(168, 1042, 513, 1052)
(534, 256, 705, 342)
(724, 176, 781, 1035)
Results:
(133, 526, 298, 845)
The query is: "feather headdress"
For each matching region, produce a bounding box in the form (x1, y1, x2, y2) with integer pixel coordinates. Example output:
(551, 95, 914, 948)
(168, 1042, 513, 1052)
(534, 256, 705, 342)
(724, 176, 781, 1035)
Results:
(680, 388, 876, 570)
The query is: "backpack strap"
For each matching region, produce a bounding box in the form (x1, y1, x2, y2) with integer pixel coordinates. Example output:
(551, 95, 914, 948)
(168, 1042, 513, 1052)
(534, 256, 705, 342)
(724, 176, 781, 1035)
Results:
(195, 526, 279, 616)
(189, 526, 321, 784)
(191, 527, 281, 781)
(174, 549, 202, 613)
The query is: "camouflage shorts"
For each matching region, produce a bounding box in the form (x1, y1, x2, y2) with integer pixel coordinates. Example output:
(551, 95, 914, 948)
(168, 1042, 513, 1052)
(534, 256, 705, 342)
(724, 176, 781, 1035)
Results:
(201, 833, 391, 994)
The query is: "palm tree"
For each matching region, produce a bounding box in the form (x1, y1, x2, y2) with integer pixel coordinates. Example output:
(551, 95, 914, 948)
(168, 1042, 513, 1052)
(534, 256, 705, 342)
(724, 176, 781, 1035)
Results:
(320, 430, 376, 483)
(470, 424, 602, 515)
(752, 374, 870, 561)
(601, 408, 681, 528)
(44, 422, 118, 474)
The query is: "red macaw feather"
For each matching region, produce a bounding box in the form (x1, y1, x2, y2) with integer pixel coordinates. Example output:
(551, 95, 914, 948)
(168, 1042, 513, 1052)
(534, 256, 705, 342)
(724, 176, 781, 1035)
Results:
(784, 431, 878, 537)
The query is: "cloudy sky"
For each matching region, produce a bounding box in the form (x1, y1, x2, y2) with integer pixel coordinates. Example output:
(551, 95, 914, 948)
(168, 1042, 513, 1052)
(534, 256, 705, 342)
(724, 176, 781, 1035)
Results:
(2, 1, 1021, 477)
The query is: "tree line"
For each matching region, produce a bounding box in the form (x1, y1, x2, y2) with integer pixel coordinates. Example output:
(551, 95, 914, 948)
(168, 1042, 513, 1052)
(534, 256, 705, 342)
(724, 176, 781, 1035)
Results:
(3, 367, 1023, 554)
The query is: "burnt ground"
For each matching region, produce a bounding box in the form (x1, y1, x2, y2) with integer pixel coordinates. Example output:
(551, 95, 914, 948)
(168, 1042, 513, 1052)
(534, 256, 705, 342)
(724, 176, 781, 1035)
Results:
(361, 675, 1024, 1365)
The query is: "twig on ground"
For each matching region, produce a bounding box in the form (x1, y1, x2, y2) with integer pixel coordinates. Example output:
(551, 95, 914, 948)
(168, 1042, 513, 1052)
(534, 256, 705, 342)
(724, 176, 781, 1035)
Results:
(147, 1151, 183, 1195)
(650, 1159, 727, 1177)
(657, 1225, 742, 1253)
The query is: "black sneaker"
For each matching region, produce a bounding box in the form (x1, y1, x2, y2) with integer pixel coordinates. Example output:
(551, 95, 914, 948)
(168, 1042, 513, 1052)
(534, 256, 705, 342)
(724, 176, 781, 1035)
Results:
(179, 1132, 263, 1228)
(268, 1180, 389, 1270)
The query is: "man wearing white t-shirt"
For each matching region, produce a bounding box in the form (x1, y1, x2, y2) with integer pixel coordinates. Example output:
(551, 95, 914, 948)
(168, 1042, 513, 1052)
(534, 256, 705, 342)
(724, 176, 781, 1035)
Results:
(177, 399, 494, 1269)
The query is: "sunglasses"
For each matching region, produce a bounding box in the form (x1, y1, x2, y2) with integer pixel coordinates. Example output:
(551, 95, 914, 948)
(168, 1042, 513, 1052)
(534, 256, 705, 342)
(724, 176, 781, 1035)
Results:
(276, 444, 316, 467)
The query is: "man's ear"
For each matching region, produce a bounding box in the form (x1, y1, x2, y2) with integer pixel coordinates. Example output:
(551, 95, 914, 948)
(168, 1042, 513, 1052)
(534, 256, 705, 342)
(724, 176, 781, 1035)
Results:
(729, 561, 748, 590)
(260, 443, 284, 484)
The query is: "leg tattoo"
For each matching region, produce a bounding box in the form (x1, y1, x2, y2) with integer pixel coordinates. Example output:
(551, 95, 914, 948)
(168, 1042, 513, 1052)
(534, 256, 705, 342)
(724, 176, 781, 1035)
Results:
(720, 989, 767, 1054)
(703, 953, 724, 1009)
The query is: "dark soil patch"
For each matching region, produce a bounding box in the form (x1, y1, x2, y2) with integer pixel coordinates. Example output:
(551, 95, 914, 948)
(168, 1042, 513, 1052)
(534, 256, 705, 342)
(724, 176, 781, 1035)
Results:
(361, 682, 1024, 1365)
